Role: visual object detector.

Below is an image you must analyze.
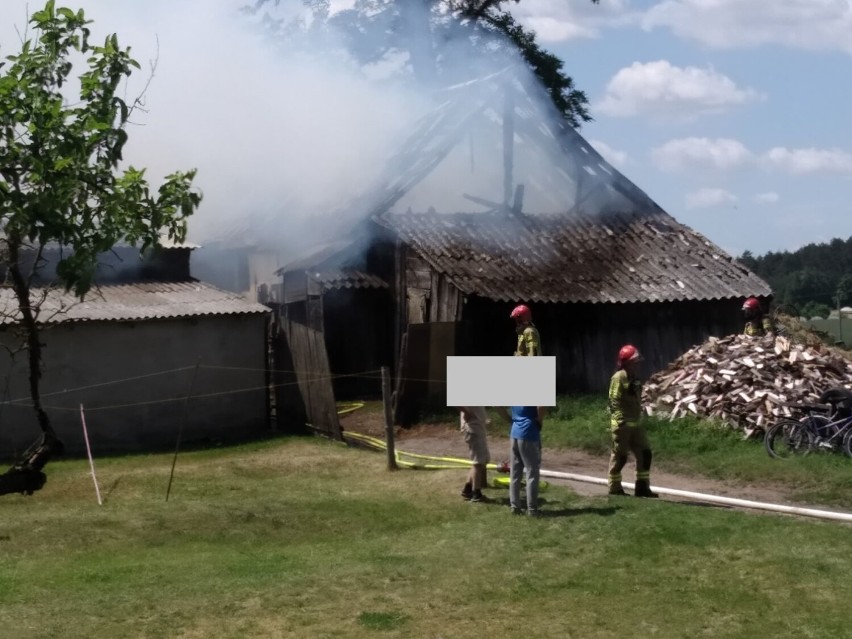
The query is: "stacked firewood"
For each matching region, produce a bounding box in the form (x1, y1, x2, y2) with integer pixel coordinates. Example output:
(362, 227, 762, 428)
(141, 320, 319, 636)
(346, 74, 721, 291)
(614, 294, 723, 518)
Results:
(643, 335, 852, 435)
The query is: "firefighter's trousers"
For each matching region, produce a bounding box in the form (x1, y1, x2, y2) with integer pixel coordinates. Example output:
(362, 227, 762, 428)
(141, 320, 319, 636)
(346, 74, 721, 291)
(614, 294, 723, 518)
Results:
(608, 422, 652, 488)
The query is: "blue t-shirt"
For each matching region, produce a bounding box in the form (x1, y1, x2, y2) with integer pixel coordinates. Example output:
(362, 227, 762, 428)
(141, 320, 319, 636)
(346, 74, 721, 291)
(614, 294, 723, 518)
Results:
(510, 406, 540, 441)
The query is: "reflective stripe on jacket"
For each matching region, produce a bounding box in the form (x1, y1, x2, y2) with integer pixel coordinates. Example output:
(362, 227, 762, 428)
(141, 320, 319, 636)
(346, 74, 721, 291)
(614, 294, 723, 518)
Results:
(608, 369, 642, 428)
(515, 325, 542, 356)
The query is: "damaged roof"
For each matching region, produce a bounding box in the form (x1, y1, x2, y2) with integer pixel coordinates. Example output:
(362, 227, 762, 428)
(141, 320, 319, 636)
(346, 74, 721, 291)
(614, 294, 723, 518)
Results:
(277, 67, 770, 305)
(0, 281, 270, 325)
(310, 269, 388, 292)
(378, 211, 771, 304)
(278, 234, 390, 292)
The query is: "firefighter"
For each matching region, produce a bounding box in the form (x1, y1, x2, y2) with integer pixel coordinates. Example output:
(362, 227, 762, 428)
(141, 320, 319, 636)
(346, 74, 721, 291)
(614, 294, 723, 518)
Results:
(510, 304, 542, 356)
(607, 344, 658, 498)
(742, 297, 774, 337)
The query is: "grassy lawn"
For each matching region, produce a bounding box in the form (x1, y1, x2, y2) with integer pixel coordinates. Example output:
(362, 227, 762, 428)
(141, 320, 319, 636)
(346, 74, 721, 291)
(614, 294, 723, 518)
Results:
(1, 436, 850, 638)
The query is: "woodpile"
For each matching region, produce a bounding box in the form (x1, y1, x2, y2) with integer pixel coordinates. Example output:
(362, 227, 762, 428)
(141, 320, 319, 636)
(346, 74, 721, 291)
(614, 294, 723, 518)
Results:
(643, 334, 852, 436)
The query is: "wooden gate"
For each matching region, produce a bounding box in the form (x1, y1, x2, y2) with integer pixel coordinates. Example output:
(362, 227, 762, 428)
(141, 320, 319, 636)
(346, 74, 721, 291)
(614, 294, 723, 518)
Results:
(275, 316, 341, 440)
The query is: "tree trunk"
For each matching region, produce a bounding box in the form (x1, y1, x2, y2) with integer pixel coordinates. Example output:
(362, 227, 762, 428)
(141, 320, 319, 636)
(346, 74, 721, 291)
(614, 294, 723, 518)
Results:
(400, 0, 438, 85)
(0, 243, 63, 496)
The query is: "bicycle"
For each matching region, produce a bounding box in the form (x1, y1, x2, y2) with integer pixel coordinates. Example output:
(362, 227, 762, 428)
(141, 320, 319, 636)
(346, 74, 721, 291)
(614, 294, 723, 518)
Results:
(764, 387, 852, 459)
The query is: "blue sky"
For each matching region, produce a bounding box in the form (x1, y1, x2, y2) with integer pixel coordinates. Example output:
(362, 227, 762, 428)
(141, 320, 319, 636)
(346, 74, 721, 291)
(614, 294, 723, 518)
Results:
(1, 0, 850, 258)
(509, 0, 852, 256)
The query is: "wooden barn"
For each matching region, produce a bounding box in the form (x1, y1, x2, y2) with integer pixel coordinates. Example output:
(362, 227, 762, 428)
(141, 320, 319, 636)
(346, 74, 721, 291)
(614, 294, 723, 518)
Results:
(274, 67, 772, 426)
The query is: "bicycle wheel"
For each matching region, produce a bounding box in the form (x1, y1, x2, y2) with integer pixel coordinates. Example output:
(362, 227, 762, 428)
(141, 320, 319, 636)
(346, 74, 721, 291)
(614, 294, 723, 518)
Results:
(765, 420, 814, 459)
(843, 428, 852, 458)
(806, 414, 839, 454)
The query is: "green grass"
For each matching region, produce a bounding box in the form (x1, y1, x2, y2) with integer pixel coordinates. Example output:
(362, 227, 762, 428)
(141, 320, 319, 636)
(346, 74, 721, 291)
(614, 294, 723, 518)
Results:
(0, 436, 850, 638)
(540, 396, 852, 508)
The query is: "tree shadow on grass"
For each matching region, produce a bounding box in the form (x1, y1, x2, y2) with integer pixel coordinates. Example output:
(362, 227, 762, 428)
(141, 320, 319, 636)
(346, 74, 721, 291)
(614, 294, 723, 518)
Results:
(538, 505, 619, 518)
(486, 495, 619, 518)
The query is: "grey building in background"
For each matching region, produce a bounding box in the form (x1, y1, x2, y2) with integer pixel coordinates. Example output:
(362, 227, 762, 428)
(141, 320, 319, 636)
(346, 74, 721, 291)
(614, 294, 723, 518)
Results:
(0, 279, 270, 458)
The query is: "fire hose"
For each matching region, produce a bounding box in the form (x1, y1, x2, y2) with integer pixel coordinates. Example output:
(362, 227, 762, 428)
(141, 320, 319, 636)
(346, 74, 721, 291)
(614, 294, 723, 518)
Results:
(336, 406, 852, 523)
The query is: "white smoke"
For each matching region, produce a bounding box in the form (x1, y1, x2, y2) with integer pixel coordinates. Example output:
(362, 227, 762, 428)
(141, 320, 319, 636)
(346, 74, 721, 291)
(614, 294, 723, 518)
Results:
(0, 1, 627, 261)
(0, 0, 420, 252)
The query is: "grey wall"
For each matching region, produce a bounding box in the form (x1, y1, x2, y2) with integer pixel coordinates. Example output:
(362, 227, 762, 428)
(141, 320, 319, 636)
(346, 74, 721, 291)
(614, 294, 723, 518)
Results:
(0, 313, 269, 458)
(807, 318, 850, 346)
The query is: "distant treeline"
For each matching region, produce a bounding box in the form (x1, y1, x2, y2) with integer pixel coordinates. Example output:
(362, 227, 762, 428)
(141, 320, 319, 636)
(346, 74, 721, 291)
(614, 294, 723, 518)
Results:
(738, 236, 852, 318)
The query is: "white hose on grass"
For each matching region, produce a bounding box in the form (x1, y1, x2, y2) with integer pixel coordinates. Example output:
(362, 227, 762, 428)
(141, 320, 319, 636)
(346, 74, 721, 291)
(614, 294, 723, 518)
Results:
(540, 469, 852, 523)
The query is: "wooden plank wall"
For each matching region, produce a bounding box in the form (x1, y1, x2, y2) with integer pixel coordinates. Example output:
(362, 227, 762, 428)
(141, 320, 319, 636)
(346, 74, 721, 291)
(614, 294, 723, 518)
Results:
(403, 252, 463, 324)
(429, 272, 462, 322)
(405, 253, 432, 324)
(461, 297, 745, 393)
(272, 318, 308, 433)
(276, 307, 341, 440)
(393, 322, 460, 426)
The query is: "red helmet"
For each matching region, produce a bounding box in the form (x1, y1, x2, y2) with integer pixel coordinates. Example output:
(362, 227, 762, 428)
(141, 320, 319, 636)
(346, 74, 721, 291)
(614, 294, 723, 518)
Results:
(742, 297, 761, 312)
(618, 344, 642, 363)
(510, 304, 532, 322)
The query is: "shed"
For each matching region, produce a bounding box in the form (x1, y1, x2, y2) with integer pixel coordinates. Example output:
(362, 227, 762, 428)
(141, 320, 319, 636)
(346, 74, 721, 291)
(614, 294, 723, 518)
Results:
(0, 281, 271, 457)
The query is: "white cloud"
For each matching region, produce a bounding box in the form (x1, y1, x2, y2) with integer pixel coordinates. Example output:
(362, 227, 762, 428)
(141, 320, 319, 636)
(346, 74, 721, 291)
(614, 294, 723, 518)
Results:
(650, 139, 852, 176)
(643, 0, 852, 54)
(754, 192, 780, 204)
(651, 137, 752, 171)
(685, 187, 738, 209)
(518, 15, 597, 41)
(597, 60, 762, 119)
(512, 0, 638, 43)
(588, 139, 628, 167)
(763, 147, 852, 175)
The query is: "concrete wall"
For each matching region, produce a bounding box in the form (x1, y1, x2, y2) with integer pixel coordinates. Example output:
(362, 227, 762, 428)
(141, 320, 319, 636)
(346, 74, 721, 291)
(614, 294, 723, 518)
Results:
(806, 318, 850, 346)
(0, 313, 269, 458)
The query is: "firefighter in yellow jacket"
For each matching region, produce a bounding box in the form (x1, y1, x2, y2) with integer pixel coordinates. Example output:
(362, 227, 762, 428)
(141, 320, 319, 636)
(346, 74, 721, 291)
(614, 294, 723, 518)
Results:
(607, 344, 658, 498)
(742, 297, 774, 337)
(510, 304, 542, 356)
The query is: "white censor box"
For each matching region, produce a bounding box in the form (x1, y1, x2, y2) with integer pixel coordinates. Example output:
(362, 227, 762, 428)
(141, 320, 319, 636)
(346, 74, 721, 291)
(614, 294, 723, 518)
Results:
(446, 356, 556, 407)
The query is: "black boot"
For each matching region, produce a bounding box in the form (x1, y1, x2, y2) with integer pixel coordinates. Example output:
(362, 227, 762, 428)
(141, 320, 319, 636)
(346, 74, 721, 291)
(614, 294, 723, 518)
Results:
(608, 483, 627, 496)
(634, 479, 659, 499)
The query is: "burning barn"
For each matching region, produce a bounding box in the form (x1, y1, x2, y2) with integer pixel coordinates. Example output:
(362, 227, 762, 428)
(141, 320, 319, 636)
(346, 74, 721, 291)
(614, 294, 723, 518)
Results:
(274, 68, 771, 426)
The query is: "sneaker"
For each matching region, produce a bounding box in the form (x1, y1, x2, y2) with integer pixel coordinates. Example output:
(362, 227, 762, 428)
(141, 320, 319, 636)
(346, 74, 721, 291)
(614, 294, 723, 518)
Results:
(469, 490, 487, 503)
(510, 506, 524, 515)
(527, 509, 542, 518)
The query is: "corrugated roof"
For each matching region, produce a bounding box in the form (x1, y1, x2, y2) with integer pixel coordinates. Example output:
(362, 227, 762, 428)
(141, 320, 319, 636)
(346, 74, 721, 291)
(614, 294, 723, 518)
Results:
(310, 269, 388, 292)
(0, 282, 270, 325)
(277, 230, 389, 292)
(277, 239, 359, 275)
(378, 211, 771, 304)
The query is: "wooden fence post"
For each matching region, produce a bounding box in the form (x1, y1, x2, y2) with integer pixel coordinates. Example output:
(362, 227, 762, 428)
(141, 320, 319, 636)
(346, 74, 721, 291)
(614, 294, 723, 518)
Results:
(381, 366, 397, 471)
